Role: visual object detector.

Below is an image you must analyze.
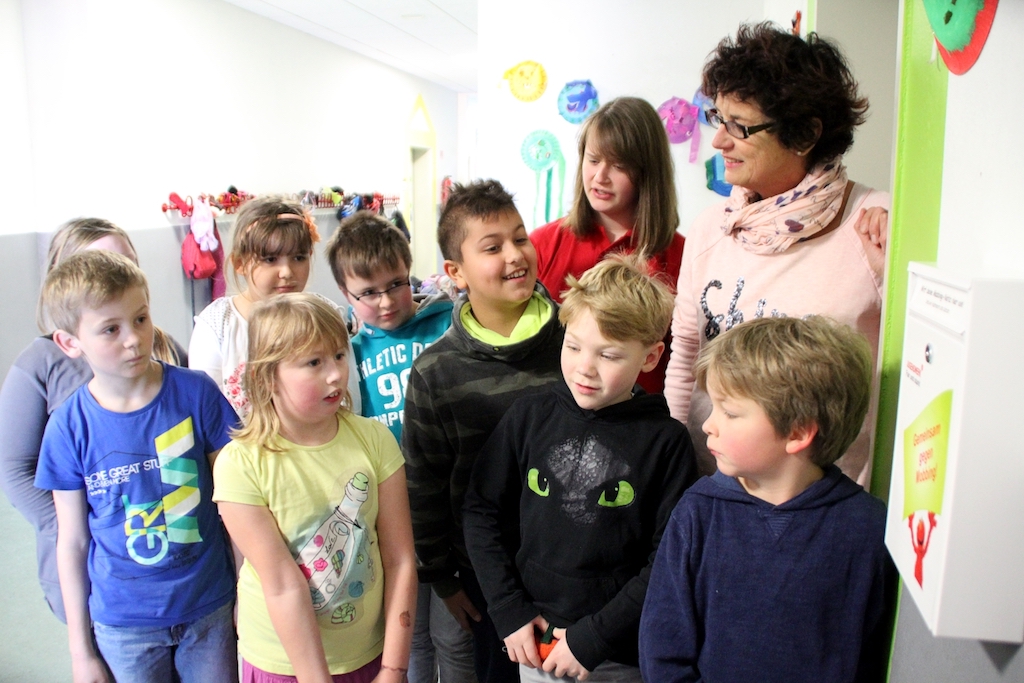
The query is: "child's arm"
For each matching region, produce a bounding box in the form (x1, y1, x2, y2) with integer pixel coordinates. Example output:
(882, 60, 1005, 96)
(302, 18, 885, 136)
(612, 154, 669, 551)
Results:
(207, 447, 246, 578)
(401, 361, 479, 626)
(463, 405, 545, 668)
(664, 242, 700, 423)
(0, 361, 63, 555)
(53, 489, 111, 683)
(638, 503, 701, 683)
(858, 545, 899, 682)
(206, 447, 223, 469)
(219, 501, 334, 683)
(372, 467, 417, 683)
(186, 316, 225, 387)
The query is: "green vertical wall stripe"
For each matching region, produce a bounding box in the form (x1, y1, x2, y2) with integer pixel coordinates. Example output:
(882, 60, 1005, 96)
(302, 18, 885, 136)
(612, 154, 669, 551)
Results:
(871, 0, 947, 501)
(880, 4, 947, 679)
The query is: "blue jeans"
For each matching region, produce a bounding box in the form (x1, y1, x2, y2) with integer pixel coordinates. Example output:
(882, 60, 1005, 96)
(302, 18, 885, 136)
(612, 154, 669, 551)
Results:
(408, 582, 477, 683)
(93, 601, 238, 683)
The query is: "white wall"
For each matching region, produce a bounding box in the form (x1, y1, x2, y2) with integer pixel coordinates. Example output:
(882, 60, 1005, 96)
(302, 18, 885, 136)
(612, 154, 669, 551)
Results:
(6, 0, 459, 236)
(937, 1, 1024, 280)
(0, 0, 33, 234)
(0, 0, 460, 376)
(476, 0, 765, 234)
(817, 0, 898, 193)
(475, 0, 894, 235)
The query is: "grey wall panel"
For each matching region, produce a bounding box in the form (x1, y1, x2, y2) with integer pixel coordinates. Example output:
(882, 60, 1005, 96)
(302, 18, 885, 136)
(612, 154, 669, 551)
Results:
(0, 233, 45, 377)
(0, 215, 411, 381)
(889, 579, 1024, 682)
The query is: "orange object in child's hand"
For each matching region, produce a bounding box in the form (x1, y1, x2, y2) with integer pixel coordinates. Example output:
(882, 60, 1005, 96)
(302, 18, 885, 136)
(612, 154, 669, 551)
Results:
(536, 622, 558, 661)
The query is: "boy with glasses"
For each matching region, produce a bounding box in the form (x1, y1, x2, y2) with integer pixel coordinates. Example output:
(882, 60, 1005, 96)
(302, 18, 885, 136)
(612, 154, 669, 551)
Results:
(326, 210, 470, 683)
(326, 210, 453, 444)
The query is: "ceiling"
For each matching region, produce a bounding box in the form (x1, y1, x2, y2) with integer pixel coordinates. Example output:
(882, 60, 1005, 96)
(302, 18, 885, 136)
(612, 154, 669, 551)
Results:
(222, 0, 478, 92)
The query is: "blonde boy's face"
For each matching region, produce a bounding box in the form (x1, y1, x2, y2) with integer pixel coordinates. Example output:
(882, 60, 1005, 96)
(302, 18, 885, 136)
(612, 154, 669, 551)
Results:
(343, 264, 415, 331)
(444, 210, 537, 315)
(60, 286, 154, 382)
(561, 308, 662, 411)
(702, 373, 808, 485)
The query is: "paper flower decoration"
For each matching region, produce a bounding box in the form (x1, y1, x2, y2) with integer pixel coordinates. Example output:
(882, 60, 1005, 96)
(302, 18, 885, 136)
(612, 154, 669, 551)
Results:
(557, 80, 599, 123)
(504, 60, 547, 102)
(922, 0, 998, 75)
(692, 88, 713, 126)
(657, 97, 701, 163)
(520, 130, 565, 227)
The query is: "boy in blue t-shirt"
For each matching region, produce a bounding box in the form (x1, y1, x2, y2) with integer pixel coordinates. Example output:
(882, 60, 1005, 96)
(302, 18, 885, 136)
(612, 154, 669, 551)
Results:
(35, 250, 239, 683)
(639, 316, 896, 683)
(326, 210, 466, 683)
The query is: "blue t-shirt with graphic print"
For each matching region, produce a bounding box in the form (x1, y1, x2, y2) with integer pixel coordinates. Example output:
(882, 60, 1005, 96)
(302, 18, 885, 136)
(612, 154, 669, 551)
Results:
(352, 293, 453, 441)
(36, 363, 238, 627)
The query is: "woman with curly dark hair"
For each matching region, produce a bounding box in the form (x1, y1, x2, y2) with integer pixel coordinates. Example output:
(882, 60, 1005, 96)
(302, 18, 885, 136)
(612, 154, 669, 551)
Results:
(665, 22, 889, 486)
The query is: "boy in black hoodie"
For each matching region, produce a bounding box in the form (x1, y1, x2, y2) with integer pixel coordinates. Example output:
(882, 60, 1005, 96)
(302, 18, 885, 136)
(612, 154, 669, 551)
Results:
(464, 255, 697, 682)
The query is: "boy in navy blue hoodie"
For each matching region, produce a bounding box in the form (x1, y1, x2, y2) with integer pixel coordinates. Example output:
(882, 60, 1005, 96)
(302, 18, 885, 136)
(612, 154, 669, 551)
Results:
(465, 255, 697, 682)
(639, 316, 896, 683)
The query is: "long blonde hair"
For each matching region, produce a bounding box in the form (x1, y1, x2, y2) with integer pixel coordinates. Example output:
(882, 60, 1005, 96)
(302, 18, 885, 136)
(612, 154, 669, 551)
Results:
(40, 217, 183, 365)
(232, 293, 351, 451)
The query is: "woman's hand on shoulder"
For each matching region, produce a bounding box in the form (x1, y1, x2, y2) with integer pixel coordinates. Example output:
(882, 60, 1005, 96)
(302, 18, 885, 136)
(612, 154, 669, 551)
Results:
(855, 207, 889, 277)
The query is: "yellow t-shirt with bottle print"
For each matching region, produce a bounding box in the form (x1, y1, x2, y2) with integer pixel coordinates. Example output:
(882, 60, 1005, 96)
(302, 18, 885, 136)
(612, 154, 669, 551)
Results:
(213, 412, 404, 675)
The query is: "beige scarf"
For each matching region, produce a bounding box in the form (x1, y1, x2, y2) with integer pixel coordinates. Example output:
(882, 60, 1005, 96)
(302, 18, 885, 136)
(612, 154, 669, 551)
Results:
(722, 161, 848, 254)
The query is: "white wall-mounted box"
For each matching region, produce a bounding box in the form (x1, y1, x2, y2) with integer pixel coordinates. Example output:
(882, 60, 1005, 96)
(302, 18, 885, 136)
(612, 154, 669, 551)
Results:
(885, 263, 1024, 642)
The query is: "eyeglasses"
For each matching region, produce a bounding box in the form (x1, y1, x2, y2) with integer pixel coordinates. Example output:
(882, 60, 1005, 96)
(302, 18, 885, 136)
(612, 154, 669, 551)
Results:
(705, 108, 776, 139)
(349, 280, 411, 304)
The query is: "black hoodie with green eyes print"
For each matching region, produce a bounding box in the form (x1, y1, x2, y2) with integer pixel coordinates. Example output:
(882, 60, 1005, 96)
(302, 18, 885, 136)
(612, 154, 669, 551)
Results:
(463, 381, 697, 672)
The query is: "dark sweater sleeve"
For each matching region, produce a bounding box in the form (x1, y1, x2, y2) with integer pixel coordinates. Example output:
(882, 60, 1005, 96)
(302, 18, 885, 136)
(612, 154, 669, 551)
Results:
(639, 500, 702, 683)
(856, 548, 898, 683)
(567, 432, 699, 670)
(402, 359, 461, 596)
(463, 404, 540, 639)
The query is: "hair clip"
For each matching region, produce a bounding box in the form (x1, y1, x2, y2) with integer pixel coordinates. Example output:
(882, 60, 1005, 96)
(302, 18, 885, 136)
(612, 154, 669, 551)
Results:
(276, 212, 321, 244)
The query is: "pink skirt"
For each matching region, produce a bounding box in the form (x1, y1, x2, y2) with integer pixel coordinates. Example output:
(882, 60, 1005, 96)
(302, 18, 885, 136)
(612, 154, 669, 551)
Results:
(242, 655, 382, 683)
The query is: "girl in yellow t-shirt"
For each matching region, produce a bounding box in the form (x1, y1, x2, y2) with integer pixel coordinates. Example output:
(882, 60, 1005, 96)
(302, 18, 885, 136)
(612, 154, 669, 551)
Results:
(214, 292, 416, 683)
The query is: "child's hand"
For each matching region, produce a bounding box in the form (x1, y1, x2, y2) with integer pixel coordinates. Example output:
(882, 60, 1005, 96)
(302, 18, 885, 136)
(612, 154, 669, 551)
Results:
(440, 589, 481, 631)
(371, 663, 409, 683)
(503, 615, 549, 669)
(71, 652, 111, 683)
(542, 627, 590, 680)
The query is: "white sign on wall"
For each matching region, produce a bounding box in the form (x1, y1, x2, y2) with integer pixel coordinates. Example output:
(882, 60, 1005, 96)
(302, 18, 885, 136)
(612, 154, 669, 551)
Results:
(885, 262, 1024, 643)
